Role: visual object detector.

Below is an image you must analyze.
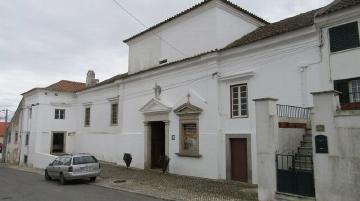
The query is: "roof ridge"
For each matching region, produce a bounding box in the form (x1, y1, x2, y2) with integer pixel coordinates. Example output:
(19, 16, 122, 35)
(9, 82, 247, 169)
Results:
(58, 80, 86, 84)
(123, 0, 268, 43)
(223, 8, 320, 50)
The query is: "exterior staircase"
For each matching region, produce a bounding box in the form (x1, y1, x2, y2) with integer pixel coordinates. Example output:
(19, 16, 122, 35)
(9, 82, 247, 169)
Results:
(295, 128, 313, 171)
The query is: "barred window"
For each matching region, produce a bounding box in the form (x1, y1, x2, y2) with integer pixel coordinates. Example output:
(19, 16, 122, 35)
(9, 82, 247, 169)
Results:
(84, 107, 91, 126)
(231, 84, 248, 118)
(55, 109, 65, 119)
(111, 103, 118, 125)
(329, 22, 360, 52)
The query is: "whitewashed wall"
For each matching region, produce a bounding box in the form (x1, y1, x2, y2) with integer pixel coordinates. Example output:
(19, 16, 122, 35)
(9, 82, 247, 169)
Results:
(317, 13, 360, 89)
(217, 29, 321, 183)
(127, 0, 262, 74)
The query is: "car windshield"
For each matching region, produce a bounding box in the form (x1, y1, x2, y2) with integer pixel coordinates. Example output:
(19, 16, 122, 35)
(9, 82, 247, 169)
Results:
(73, 156, 98, 165)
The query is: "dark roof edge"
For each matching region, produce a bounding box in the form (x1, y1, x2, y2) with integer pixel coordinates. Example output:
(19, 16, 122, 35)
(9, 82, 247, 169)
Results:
(76, 50, 219, 93)
(123, 0, 268, 43)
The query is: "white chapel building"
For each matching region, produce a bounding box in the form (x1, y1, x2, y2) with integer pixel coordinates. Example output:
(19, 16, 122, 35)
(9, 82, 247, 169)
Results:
(5, 0, 360, 187)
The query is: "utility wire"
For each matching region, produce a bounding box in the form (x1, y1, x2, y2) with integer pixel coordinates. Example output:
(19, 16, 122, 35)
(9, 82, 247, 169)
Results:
(111, 0, 187, 57)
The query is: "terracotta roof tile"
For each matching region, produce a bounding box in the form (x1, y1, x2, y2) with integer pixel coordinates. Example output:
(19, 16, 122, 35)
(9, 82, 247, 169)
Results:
(225, 9, 319, 49)
(123, 0, 268, 43)
(316, 0, 360, 17)
(0, 122, 9, 137)
(45, 80, 86, 93)
(22, 80, 87, 95)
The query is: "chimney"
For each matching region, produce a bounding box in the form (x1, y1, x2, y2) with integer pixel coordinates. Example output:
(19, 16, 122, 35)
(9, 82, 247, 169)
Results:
(86, 70, 99, 87)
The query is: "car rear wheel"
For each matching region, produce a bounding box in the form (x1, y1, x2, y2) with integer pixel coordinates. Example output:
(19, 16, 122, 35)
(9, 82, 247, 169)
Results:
(90, 177, 96, 182)
(59, 173, 66, 185)
(45, 170, 51, 181)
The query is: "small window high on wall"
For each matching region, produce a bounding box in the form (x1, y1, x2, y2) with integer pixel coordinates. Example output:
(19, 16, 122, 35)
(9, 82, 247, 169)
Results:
(110, 103, 118, 125)
(84, 107, 91, 127)
(329, 21, 360, 52)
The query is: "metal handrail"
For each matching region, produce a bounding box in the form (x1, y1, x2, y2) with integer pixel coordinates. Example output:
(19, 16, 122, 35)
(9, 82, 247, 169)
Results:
(277, 104, 311, 119)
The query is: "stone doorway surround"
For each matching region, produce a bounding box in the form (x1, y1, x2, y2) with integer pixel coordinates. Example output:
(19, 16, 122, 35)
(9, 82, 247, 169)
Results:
(140, 98, 171, 169)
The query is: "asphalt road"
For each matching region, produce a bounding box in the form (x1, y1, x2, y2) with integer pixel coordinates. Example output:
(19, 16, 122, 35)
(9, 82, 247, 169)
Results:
(0, 167, 163, 201)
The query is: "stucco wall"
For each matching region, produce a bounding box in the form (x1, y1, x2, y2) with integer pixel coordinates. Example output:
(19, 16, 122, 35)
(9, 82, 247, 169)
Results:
(312, 92, 360, 201)
(127, 1, 261, 74)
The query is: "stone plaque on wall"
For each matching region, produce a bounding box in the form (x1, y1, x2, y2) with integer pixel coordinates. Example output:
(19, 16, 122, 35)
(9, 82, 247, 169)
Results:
(315, 135, 328, 154)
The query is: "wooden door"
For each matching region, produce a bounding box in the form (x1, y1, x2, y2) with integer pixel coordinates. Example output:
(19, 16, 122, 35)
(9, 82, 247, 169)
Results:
(151, 122, 165, 169)
(230, 138, 248, 182)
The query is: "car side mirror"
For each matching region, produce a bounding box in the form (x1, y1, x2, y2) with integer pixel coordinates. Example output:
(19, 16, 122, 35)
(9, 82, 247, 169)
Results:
(49, 162, 53, 166)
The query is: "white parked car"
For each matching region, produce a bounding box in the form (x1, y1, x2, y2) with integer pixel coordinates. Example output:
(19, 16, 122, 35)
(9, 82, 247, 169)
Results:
(45, 154, 101, 185)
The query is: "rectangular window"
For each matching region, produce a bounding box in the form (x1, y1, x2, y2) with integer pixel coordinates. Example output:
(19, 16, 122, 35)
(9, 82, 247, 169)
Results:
(329, 22, 360, 52)
(349, 79, 360, 103)
(111, 103, 118, 125)
(25, 133, 30, 146)
(15, 132, 18, 144)
(231, 84, 248, 118)
(54, 109, 65, 119)
(84, 107, 91, 126)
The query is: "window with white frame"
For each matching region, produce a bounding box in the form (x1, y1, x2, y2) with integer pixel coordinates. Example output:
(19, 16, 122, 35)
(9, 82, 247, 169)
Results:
(110, 103, 118, 125)
(54, 109, 65, 119)
(349, 79, 360, 103)
(231, 84, 248, 118)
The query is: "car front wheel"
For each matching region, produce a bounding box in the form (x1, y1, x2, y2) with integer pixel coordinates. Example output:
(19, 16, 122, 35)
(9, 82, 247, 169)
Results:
(45, 170, 51, 181)
(90, 177, 96, 182)
(59, 173, 66, 185)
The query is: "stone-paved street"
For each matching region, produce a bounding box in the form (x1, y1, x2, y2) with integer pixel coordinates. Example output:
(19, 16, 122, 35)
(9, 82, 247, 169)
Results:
(97, 162, 258, 201)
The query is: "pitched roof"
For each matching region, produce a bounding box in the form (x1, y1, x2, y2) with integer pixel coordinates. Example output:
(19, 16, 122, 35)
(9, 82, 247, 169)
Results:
(316, 0, 360, 17)
(225, 9, 319, 49)
(123, 0, 268, 43)
(75, 50, 218, 93)
(75, 0, 360, 93)
(0, 122, 9, 138)
(45, 80, 86, 93)
(22, 80, 86, 95)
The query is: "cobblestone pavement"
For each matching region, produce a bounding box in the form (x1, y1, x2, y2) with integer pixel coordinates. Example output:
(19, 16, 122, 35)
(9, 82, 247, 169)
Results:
(0, 163, 258, 201)
(96, 162, 258, 201)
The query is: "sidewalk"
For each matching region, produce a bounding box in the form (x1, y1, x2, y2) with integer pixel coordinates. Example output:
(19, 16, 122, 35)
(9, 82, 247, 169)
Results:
(1, 162, 258, 201)
(96, 163, 258, 201)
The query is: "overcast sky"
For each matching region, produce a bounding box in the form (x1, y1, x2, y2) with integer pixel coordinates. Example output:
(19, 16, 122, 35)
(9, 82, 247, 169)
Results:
(0, 0, 333, 119)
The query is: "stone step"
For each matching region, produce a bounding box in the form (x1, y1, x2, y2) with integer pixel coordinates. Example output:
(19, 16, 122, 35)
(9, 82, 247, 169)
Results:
(303, 135, 312, 142)
(298, 147, 313, 155)
(301, 141, 312, 148)
(276, 192, 315, 201)
(295, 161, 313, 170)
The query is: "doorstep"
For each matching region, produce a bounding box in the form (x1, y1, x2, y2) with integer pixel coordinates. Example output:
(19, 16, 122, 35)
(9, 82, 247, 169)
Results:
(275, 192, 316, 201)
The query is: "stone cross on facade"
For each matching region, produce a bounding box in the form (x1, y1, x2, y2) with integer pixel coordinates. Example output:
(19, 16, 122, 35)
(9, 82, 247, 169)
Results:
(187, 93, 191, 103)
(154, 83, 162, 99)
